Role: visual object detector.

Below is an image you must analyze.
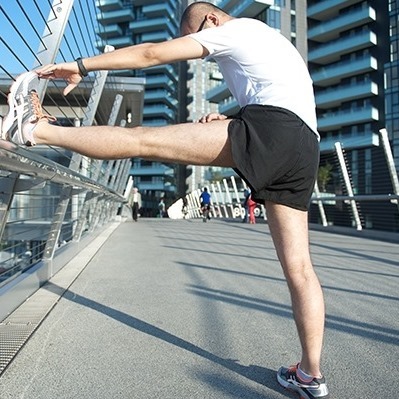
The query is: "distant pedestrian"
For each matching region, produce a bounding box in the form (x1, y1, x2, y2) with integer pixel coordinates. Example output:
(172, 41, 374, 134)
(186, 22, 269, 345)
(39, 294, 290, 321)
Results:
(128, 187, 142, 222)
(247, 194, 257, 224)
(200, 187, 211, 221)
(242, 188, 250, 223)
(158, 198, 166, 218)
(182, 197, 188, 219)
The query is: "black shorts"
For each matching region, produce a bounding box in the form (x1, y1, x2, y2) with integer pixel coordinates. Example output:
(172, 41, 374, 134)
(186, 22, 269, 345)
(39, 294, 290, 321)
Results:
(228, 104, 319, 211)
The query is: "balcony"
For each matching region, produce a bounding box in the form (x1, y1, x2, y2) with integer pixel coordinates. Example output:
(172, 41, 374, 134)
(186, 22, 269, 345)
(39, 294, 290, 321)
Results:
(317, 106, 379, 131)
(144, 64, 178, 83)
(308, 0, 360, 20)
(144, 90, 178, 109)
(316, 81, 378, 109)
(97, 9, 134, 25)
(143, 104, 175, 120)
(309, 31, 377, 65)
(142, 31, 173, 43)
(95, 0, 123, 12)
(319, 130, 379, 152)
(96, 36, 133, 50)
(219, 0, 273, 17)
(308, 6, 376, 42)
(130, 164, 174, 177)
(142, 3, 176, 19)
(130, 17, 174, 35)
(219, 98, 240, 116)
(206, 82, 231, 103)
(95, 24, 123, 39)
(311, 56, 377, 87)
(144, 75, 175, 90)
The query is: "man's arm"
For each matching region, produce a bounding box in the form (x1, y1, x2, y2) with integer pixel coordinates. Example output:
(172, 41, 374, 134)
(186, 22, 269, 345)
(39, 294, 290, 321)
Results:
(85, 36, 208, 71)
(36, 36, 208, 95)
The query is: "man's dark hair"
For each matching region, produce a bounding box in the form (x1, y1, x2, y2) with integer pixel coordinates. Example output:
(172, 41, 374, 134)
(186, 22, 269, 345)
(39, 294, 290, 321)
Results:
(180, 1, 228, 31)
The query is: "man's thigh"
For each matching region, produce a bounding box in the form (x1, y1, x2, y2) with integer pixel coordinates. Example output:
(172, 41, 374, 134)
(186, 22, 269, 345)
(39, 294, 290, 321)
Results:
(138, 119, 235, 167)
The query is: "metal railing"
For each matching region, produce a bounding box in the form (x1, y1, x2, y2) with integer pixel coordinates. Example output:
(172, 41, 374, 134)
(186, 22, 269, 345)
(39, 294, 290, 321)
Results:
(0, 0, 143, 321)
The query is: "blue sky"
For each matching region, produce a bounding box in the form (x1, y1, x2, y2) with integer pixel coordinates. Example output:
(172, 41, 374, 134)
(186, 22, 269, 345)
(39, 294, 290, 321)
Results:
(0, 0, 98, 75)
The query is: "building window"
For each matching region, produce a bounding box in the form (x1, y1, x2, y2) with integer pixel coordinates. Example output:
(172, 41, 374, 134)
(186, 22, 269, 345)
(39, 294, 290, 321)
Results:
(291, 14, 296, 33)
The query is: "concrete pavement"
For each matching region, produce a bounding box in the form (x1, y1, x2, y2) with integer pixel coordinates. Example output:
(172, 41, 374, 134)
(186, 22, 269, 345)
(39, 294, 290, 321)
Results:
(0, 218, 398, 398)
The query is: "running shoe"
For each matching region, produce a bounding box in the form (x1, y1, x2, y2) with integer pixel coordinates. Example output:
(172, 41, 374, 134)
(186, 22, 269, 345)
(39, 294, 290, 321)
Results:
(1, 71, 55, 146)
(277, 364, 329, 399)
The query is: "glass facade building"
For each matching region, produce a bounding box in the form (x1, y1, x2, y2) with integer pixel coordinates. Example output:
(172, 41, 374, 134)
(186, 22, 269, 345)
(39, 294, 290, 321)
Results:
(385, 0, 399, 169)
(308, 0, 389, 153)
(307, 0, 397, 230)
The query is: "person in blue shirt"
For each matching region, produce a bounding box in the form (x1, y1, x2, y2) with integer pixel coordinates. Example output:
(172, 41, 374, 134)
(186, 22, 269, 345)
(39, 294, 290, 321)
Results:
(200, 187, 211, 220)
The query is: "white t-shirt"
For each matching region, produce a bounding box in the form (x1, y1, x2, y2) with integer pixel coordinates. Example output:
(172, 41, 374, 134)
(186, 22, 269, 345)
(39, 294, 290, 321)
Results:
(189, 18, 319, 136)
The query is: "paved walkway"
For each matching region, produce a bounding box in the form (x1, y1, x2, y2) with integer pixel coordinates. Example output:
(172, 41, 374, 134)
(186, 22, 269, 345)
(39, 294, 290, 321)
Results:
(0, 218, 398, 399)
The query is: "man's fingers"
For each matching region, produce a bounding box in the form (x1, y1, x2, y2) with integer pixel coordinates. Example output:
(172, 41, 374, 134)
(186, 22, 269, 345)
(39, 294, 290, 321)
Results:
(198, 113, 228, 123)
(36, 64, 56, 77)
(63, 83, 77, 96)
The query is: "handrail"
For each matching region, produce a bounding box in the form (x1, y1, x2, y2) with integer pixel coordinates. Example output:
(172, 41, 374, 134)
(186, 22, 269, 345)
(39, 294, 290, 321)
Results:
(0, 142, 124, 202)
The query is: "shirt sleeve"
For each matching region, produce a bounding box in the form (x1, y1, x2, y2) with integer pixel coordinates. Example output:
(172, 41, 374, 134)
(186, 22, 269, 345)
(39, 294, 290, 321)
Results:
(188, 21, 237, 58)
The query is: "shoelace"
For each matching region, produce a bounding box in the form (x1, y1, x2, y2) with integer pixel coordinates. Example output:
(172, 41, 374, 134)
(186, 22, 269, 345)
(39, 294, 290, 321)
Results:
(29, 90, 56, 123)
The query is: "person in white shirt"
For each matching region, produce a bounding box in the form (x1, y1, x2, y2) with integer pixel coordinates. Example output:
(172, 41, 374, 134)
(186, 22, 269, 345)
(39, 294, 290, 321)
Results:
(128, 187, 142, 222)
(1, 3, 328, 397)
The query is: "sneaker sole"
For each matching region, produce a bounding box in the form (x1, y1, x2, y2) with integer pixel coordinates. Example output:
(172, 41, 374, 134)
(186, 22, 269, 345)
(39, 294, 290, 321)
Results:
(277, 372, 311, 399)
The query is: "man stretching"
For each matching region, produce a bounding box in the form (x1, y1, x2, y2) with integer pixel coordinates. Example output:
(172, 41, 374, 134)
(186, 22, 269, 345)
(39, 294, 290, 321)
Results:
(1, 3, 328, 398)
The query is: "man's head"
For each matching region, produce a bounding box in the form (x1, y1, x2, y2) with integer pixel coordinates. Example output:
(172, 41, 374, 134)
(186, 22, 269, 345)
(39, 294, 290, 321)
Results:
(180, 2, 233, 36)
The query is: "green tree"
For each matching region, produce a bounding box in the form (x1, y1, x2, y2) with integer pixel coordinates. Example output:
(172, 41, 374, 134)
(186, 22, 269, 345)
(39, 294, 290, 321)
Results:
(318, 163, 333, 192)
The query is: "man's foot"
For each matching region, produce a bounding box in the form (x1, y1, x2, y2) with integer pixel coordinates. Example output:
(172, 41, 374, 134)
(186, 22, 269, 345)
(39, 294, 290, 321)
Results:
(277, 364, 329, 399)
(1, 71, 55, 146)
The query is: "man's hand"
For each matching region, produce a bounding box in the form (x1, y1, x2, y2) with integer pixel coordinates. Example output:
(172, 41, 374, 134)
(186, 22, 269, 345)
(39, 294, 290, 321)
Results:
(36, 62, 82, 96)
(198, 112, 228, 123)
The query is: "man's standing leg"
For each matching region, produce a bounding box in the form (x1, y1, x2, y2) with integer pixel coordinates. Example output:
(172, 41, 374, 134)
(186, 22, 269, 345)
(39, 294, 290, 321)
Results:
(265, 201, 325, 377)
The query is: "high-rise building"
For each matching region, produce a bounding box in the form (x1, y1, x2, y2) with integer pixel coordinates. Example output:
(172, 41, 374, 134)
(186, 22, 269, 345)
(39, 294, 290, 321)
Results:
(385, 0, 399, 170)
(95, 0, 187, 215)
(307, 0, 395, 230)
(308, 0, 389, 152)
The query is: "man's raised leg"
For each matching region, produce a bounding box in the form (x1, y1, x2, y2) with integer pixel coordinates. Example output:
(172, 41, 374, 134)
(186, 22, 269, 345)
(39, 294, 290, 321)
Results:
(33, 119, 235, 166)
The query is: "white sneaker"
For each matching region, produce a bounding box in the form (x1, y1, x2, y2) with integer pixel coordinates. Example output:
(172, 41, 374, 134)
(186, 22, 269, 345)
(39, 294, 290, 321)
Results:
(1, 71, 55, 146)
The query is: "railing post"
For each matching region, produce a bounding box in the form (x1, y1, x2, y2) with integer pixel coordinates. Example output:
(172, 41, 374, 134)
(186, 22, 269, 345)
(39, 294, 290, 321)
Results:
(313, 181, 328, 227)
(335, 142, 362, 231)
(216, 181, 229, 218)
(210, 183, 222, 218)
(223, 178, 234, 218)
(230, 176, 242, 218)
(35, 0, 75, 101)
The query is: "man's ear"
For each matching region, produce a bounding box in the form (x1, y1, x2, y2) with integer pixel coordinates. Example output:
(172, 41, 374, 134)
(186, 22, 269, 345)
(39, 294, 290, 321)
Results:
(207, 13, 219, 27)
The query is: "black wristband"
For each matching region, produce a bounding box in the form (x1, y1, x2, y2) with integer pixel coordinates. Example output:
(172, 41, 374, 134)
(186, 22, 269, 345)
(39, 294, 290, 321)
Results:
(75, 57, 88, 77)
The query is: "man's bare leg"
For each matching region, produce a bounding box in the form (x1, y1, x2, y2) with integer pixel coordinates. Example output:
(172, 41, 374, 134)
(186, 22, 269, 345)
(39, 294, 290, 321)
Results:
(265, 201, 325, 377)
(33, 119, 235, 166)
